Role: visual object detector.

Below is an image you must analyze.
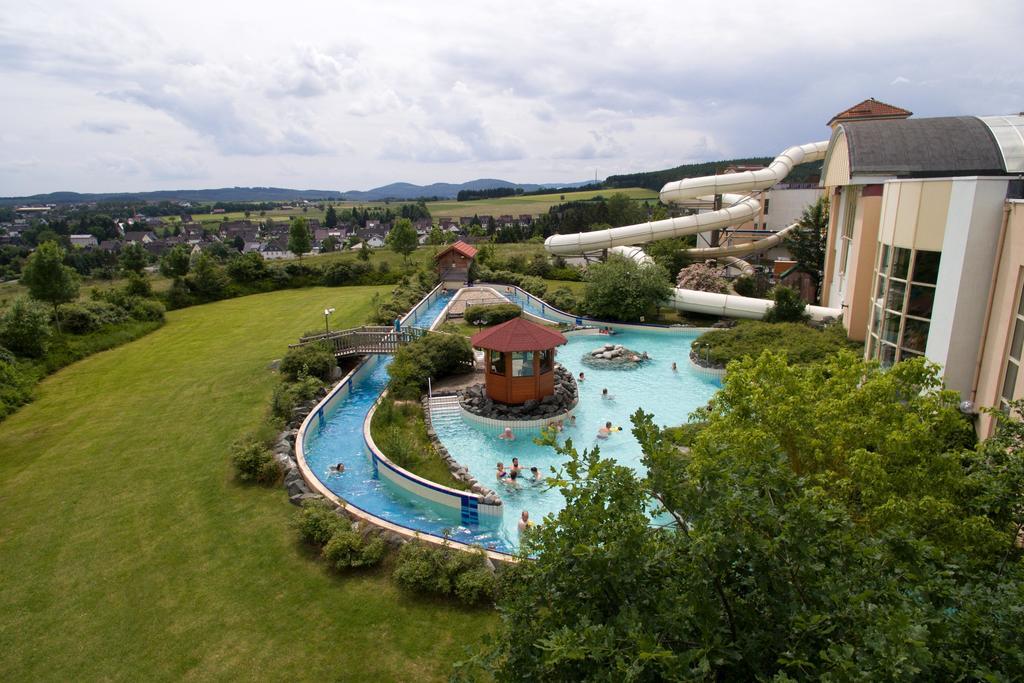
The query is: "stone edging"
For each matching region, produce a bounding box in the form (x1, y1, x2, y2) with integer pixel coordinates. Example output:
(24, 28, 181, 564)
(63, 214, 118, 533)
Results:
(421, 394, 503, 506)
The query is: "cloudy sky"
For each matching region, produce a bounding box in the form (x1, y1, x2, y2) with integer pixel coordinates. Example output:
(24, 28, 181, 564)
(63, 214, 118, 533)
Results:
(1, 0, 1021, 196)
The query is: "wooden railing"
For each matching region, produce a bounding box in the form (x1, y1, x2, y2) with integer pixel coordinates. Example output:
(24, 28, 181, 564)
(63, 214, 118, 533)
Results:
(290, 325, 431, 357)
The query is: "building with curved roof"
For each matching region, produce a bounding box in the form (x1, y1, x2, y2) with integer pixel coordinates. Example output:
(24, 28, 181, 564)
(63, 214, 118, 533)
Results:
(820, 105, 1024, 437)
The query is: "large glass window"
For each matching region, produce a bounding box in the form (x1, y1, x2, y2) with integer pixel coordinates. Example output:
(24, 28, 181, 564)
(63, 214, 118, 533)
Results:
(867, 245, 941, 367)
(999, 279, 1024, 412)
(511, 351, 534, 377)
(489, 350, 505, 375)
(838, 188, 861, 274)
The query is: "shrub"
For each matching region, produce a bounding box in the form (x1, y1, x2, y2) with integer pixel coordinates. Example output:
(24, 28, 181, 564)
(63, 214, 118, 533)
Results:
(226, 252, 269, 284)
(464, 303, 521, 326)
(293, 499, 345, 546)
(454, 567, 498, 606)
(387, 333, 473, 400)
(129, 298, 166, 322)
(322, 261, 355, 286)
(166, 278, 193, 310)
(0, 357, 34, 419)
(393, 542, 495, 605)
(1, 297, 52, 358)
(187, 253, 230, 300)
(695, 321, 861, 368)
(474, 267, 548, 299)
(583, 255, 671, 322)
(230, 436, 280, 484)
(56, 303, 101, 334)
(764, 285, 809, 323)
(123, 273, 153, 298)
(271, 375, 324, 420)
(546, 287, 578, 313)
(676, 260, 728, 294)
(732, 272, 772, 298)
(547, 266, 583, 282)
(280, 342, 336, 383)
(322, 528, 387, 570)
(392, 542, 451, 594)
(662, 421, 708, 448)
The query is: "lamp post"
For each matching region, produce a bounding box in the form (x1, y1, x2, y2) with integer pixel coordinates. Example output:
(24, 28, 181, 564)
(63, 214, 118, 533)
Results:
(324, 307, 335, 334)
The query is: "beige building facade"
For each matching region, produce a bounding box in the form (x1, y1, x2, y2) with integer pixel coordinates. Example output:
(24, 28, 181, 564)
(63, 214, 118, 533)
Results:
(819, 111, 1024, 437)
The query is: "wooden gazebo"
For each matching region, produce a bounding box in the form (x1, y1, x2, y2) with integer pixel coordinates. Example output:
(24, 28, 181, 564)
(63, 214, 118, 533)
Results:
(471, 317, 567, 405)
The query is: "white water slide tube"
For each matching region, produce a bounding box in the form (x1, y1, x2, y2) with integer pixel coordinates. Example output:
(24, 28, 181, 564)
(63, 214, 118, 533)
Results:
(545, 140, 843, 322)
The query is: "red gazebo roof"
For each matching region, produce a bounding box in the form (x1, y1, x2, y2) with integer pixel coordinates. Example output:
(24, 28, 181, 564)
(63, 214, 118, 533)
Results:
(435, 240, 477, 260)
(471, 317, 567, 352)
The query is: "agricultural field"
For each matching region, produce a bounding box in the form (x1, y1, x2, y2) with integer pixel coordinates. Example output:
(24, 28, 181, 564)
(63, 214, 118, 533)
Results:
(174, 186, 658, 228)
(0, 287, 491, 681)
(425, 187, 658, 218)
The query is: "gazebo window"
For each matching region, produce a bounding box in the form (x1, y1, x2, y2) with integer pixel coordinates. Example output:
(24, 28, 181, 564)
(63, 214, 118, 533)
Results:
(511, 351, 534, 377)
(489, 350, 506, 375)
(538, 349, 553, 374)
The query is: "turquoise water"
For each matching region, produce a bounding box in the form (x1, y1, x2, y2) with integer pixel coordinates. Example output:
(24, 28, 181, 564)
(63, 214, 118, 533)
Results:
(303, 291, 507, 550)
(304, 288, 720, 554)
(432, 329, 720, 551)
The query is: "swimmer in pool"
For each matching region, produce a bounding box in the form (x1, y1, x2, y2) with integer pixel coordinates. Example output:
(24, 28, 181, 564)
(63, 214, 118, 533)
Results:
(601, 388, 614, 400)
(498, 426, 515, 441)
(518, 510, 534, 533)
(530, 466, 542, 482)
(672, 362, 677, 372)
(496, 462, 508, 480)
(330, 462, 345, 474)
(578, 371, 585, 382)
(597, 421, 620, 439)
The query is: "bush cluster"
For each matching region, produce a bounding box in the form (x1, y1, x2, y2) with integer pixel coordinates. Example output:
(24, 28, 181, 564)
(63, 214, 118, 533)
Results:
(271, 374, 324, 420)
(695, 321, 861, 368)
(763, 285, 809, 323)
(293, 500, 387, 570)
(387, 333, 474, 400)
(474, 266, 548, 299)
(464, 303, 521, 326)
(0, 298, 52, 358)
(0, 349, 34, 420)
(392, 541, 496, 606)
(545, 287, 578, 314)
(279, 342, 336, 383)
(732, 272, 771, 298)
(230, 435, 280, 484)
(371, 269, 438, 324)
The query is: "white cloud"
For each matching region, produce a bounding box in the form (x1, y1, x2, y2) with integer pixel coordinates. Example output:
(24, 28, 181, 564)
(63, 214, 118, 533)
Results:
(0, 0, 1021, 195)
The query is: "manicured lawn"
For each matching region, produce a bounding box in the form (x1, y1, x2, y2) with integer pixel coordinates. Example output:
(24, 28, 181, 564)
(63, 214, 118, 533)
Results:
(426, 187, 658, 218)
(0, 286, 491, 681)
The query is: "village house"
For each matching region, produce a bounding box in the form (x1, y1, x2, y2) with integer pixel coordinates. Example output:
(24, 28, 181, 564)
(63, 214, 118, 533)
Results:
(69, 234, 98, 248)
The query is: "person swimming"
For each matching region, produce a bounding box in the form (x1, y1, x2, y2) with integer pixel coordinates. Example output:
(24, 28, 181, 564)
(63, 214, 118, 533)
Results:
(498, 426, 515, 441)
(602, 388, 614, 400)
(496, 462, 508, 480)
(671, 361, 678, 372)
(578, 371, 585, 382)
(597, 421, 620, 439)
(518, 510, 534, 533)
(530, 466, 542, 482)
(330, 462, 345, 474)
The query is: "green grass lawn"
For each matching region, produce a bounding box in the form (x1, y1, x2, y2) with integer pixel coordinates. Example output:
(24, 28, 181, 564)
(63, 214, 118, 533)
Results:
(0, 286, 491, 681)
(425, 187, 657, 218)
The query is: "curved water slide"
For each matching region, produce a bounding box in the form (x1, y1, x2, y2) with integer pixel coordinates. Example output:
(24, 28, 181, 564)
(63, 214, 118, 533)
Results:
(545, 141, 843, 321)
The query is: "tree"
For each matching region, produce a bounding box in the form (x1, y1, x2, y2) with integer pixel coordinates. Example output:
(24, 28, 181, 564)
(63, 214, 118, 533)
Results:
(386, 218, 418, 265)
(159, 245, 191, 280)
(186, 252, 229, 300)
(118, 242, 148, 275)
(583, 254, 671, 322)
(0, 297, 52, 357)
(232, 235, 245, 252)
(320, 236, 339, 253)
(288, 217, 312, 259)
(763, 285, 808, 322)
(464, 353, 1023, 681)
(20, 241, 80, 331)
(785, 195, 829, 303)
(324, 206, 338, 229)
(358, 240, 371, 262)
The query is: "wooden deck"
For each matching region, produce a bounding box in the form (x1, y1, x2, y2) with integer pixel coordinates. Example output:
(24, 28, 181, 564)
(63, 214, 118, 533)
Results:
(290, 326, 431, 357)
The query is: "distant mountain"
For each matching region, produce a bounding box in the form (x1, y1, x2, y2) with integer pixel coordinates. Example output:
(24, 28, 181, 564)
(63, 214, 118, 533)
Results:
(341, 178, 592, 201)
(0, 187, 346, 205)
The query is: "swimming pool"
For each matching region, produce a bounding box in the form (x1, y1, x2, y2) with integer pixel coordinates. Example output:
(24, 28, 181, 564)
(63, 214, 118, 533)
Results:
(302, 288, 719, 554)
(432, 328, 720, 551)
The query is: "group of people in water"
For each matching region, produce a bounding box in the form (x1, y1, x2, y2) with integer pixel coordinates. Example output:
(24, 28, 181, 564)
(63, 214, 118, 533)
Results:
(495, 457, 543, 486)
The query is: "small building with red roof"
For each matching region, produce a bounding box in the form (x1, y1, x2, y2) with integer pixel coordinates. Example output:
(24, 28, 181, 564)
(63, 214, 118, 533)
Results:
(435, 240, 478, 286)
(471, 317, 567, 405)
(827, 97, 912, 129)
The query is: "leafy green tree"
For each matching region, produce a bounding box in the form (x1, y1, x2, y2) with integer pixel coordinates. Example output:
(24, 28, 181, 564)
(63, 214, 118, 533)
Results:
(320, 236, 339, 253)
(159, 245, 191, 280)
(20, 241, 80, 331)
(118, 242, 148, 275)
(606, 192, 644, 226)
(0, 297, 52, 357)
(324, 205, 338, 228)
(288, 217, 312, 259)
(583, 254, 671, 322)
(465, 353, 1023, 680)
(358, 240, 371, 262)
(763, 285, 808, 322)
(785, 195, 829, 303)
(387, 218, 418, 265)
(186, 252, 229, 300)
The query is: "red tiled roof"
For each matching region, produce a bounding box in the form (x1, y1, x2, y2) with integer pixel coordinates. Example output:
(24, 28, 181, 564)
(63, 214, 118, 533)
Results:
(828, 98, 912, 126)
(471, 317, 567, 352)
(435, 240, 477, 260)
